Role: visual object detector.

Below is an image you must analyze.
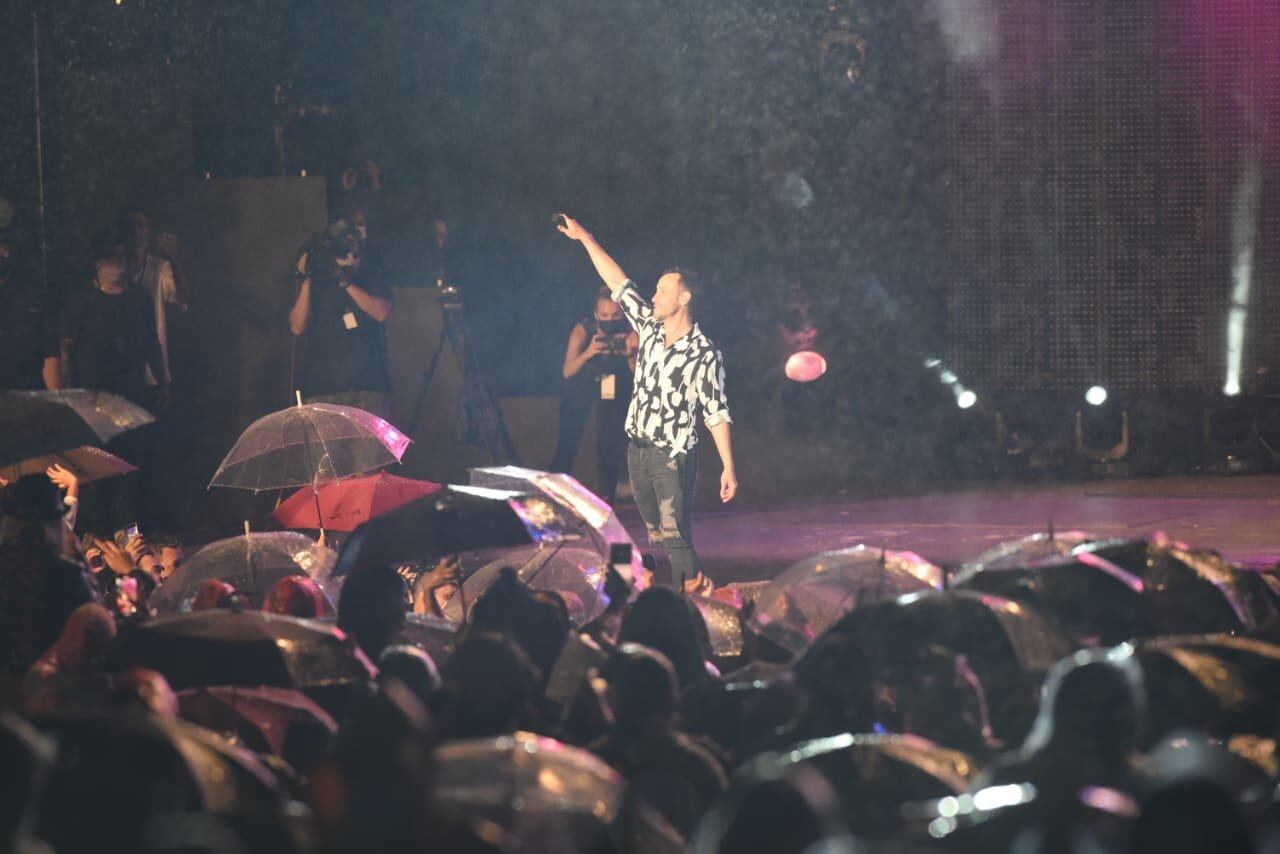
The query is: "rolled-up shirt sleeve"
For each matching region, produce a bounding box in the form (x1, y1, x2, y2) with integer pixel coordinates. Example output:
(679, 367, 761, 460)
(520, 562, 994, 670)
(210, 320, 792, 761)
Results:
(696, 349, 732, 428)
(612, 279, 654, 332)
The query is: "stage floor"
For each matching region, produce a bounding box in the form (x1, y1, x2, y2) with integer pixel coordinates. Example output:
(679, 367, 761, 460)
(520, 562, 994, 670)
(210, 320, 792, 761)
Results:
(615, 475, 1280, 584)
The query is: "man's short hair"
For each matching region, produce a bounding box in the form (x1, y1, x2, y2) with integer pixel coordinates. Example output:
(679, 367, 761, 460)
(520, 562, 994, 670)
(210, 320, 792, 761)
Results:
(663, 267, 703, 318)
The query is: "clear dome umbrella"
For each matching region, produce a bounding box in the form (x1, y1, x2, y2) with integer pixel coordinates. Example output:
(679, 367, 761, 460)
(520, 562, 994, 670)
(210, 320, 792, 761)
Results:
(446, 543, 615, 626)
(749, 545, 944, 655)
(952, 530, 1098, 584)
(149, 531, 336, 614)
(433, 731, 621, 848)
(209, 402, 410, 492)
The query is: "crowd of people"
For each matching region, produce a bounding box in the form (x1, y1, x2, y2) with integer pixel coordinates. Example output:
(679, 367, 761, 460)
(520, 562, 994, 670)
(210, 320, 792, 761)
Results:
(3, 193, 1278, 854)
(3, 437, 1279, 853)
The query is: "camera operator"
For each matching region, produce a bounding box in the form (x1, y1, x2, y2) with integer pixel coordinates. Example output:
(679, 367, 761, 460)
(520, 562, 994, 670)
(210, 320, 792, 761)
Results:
(549, 287, 639, 504)
(288, 228, 394, 417)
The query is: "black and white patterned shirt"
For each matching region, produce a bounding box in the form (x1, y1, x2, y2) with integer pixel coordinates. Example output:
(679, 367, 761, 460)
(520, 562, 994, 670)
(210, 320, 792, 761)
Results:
(612, 279, 732, 455)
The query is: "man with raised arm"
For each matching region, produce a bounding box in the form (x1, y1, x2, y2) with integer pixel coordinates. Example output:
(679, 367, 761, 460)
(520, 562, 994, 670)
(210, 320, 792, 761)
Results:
(557, 214, 737, 592)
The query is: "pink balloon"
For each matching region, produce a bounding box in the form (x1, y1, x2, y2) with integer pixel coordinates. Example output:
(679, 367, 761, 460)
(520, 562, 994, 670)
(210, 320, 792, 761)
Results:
(784, 350, 828, 383)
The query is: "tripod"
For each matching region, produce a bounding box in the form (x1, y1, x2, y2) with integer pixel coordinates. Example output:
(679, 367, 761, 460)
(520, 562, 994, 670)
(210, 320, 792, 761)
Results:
(407, 290, 520, 465)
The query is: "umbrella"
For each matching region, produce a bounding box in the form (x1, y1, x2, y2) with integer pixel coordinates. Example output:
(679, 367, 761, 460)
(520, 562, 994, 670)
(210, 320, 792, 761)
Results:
(468, 466, 646, 584)
(748, 546, 944, 655)
(2, 445, 136, 484)
(271, 471, 444, 531)
(434, 731, 621, 846)
(209, 402, 410, 492)
(820, 590, 1075, 744)
(332, 485, 547, 579)
(446, 543, 615, 625)
(954, 530, 1098, 578)
(106, 610, 375, 691)
(955, 534, 1278, 645)
(177, 686, 338, 756)
(316, 613, 460, 666)
(0, 389, 153, 469)
(35, 712, 284, 852)
(691, 595, 745, 659)
(747, 732, 977, 839)
(148, 531, 337, 615)
(1131, 635, 1280, 747)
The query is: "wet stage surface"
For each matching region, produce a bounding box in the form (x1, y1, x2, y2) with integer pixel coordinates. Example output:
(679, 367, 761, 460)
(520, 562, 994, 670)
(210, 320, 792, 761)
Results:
(615, 476, 1280, 584)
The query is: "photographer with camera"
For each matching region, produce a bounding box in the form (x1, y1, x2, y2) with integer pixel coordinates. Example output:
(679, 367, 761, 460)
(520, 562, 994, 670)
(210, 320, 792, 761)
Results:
(289, 227, 394, 417)
(549, 287, 639, 505)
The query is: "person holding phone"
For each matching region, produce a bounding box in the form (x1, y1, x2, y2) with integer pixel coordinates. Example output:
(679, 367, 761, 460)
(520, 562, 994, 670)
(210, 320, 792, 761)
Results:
(550, 287, 639, 504)
(557, 214, 737, 592)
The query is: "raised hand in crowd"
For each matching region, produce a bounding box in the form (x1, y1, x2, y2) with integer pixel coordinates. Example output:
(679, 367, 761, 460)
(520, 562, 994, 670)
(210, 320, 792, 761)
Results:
(412, 553, 460, 616)
(46, 463, 79, 501)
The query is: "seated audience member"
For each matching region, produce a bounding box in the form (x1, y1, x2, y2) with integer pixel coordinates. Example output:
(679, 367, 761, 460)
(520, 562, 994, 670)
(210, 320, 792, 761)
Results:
(263, 575, 328, 618)
(974, 649, 1155, 800)
(437, 633, 542, 739)
(0, 475, 99, 676)
(592, 644, 728, 837)
(337, 565, 408, 661)
(378, 645, 442, 711)
(618, 586, 715, 693)
(87, 534, 157, 618)
(190, 579, 238, 612)
(689, 763, 855, 854)
(28, 603, 117, 679)
(464, 567, 568, 684)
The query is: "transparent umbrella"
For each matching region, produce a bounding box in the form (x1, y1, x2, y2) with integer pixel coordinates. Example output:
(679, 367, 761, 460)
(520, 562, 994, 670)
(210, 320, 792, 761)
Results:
(955, 534, 1278, 645)
(747, 732, 977, 839)
(953, 530, 1098, 582)
(446, 543, 614, 626)
(434, 731, 621, 847)
(209, 402, 410, 492)
(749, 545, 944, 655)
(0, 389, 152, 469)
(150, 532, 336, 615)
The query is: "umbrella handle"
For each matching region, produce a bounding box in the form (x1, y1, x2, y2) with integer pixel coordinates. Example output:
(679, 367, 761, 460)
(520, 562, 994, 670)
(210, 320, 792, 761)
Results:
(312, 481, 326, 539)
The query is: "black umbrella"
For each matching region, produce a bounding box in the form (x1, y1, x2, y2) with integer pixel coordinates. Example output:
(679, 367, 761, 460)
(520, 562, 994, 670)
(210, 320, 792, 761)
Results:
(818, 590, 1075, 744)
(0, 389, 153, 469)
(332, 485, 541, 578)
(955, 535, 1278, 645)
(1132, 634, 1280, 747)
(746, 732, 977, 839)
(106, 610, 375, 691)
(34, 712, 286, 853)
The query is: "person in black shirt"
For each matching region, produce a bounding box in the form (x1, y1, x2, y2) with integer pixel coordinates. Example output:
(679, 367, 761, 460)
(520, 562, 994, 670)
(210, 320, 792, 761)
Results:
(289, 228, 394, 416)
(0, 226, 60, 390)
(58, 235, 166, 406)
(549, 287, 639, 504)
(59, 234, 165, 530)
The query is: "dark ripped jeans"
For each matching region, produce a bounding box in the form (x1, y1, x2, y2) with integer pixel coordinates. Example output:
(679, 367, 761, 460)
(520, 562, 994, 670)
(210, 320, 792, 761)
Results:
(627, 438, 699, 586)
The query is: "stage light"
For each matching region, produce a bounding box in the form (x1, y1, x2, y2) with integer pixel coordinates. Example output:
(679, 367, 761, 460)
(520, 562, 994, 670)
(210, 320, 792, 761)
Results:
(939, 370, 958, 385)
(785, 350, 828, 383)
(924, 357, 942, 369)
(1085, 386, 1108, 406)
(956, 389, 978, 409)
(1224, 140, 1261, 398)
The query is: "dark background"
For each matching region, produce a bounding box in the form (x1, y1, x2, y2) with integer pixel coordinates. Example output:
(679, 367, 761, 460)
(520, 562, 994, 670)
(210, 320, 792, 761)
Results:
(1, 0, 1277, 531)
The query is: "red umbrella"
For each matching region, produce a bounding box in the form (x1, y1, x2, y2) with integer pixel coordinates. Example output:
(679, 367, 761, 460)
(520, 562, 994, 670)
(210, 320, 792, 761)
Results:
(272, 472, 444, 532)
